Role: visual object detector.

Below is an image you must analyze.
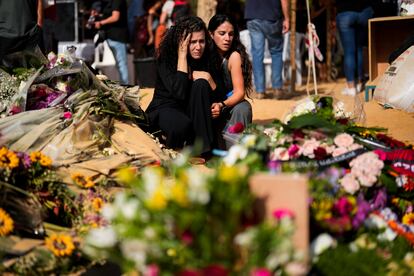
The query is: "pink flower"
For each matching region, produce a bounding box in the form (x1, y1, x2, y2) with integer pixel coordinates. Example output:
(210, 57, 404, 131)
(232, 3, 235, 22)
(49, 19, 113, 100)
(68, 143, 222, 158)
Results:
(334, 133, 354, 148)
(340, 173, 360, 194)
(332, 147, 348, 157)
(273, 208, 295, 220)
(227, 122, 245, 134)
(63, 111, 72, 119)
(181, 230, 193, 245)
(270, 147, 289, 161)
(145, 264, 159, 276)
(9, 105, 22, 115)
(302, 138, 320, 158)
(373, 149, 387, 161)
(251, 268, 272, 276)
(288, 144, 301, 158)
(202, 265, 228, 276)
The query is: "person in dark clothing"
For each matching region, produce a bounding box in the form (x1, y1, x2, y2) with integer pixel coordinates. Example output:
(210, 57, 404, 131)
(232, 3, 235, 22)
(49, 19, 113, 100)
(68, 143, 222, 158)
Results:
(95, 0, 129, 85)
(145, 16, 224, 155)
(0, 0, 43, 61)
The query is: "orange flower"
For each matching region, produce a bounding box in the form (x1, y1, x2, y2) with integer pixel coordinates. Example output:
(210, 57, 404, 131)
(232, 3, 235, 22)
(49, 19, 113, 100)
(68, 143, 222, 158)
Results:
(71, 173, 95, 188)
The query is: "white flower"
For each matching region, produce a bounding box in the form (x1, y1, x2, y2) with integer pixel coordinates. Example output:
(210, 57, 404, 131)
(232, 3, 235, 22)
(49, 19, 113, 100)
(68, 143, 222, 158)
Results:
(144, 227, 157, 240)
(364, 213, 387, 229)
(120, 239, 148, 270)
(223, 144, 248, 165)
(310, 233, 336, 258)
(234, 229, 255, 247)
(122, 199, 139, 220)
(241, 134, 257, 148)
(186, 167, 210, 204)
(101, 205, 116, 221)
(56, 81, 69, 92)
(377, 228, 397, 242)
(86, 227, 117, 248)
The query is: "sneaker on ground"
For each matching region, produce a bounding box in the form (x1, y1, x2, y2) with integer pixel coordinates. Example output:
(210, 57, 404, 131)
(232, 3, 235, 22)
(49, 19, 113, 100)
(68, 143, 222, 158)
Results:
(341, 87, 357, 96)
(252, 91, 265, 99)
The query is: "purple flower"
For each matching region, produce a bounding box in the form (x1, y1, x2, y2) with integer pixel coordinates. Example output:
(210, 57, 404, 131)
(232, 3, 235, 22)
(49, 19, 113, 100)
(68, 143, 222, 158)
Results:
(17, 152, 32, 168)
(371, 188, 387, 210)
(352, 197, 371, 228)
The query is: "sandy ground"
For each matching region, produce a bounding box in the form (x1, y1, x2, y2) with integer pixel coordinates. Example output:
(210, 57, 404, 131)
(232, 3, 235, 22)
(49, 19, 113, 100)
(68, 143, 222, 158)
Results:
(140, 78, 414, 144)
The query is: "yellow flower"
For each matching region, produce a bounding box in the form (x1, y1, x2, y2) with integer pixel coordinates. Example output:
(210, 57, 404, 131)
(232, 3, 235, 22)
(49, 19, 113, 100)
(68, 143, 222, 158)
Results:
(218, 165, 240, 183)
(30, 151, 52, 167)
(0, 147, 19, 169)
(117, 166, 136, 184)
(311, 199, 333, 221)
(92, 197, 104, 212)
(146, 187, 168, 210)
(39, 155, 52, 167)
(0, 208, 14, 236)
(71, 173, 95, 188)
(171, 180, 188, 207)
(402, 213, 414, 225)
(45, 233, 75, 257)
(30, 151, 43, 162)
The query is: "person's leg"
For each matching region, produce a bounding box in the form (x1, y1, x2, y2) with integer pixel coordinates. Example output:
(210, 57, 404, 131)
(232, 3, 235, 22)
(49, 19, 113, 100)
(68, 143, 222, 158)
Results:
(356, 7, 374, 84)
(157, 107, 193, 149)
(107, 39, 129, 85)
(247, 19, 266, 94)
(265, 19, 284, 89)
(225, 100, 252, 130)
(186, 79, 215, 154)
(336, 12, 357, 89)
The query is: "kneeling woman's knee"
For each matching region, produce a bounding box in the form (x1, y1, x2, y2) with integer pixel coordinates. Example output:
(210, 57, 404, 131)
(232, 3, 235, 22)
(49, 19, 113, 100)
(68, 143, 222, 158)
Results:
(191, 79, 211, 95)
(231, 101, 252, 122)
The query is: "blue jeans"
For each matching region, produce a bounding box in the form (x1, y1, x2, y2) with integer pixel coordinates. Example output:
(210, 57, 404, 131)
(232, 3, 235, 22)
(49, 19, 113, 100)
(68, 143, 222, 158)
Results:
(247, 19, 283, 93)
(336, 7, 374, 83)
(107, 39, 129, 85)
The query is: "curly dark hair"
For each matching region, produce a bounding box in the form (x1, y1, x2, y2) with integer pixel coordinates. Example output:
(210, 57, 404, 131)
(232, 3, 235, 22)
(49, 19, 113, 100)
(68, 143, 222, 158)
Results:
(207, 14, 253, 97)
(156, 15, 221, 75)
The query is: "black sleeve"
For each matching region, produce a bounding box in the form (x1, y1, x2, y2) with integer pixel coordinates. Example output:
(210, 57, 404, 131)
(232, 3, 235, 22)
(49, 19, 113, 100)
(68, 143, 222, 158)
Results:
(157, 61, 190, 101)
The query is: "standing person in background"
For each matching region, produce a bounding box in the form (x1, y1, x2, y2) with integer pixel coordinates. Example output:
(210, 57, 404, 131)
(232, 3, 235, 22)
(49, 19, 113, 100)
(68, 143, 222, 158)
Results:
(154, 0, 190, 49)
(95, 0, 130, 85)
(0, 0, 43, 61)
(208, 14, 253, 133)
(336, 0, 374, 96)
(42, 0, 58, 54)
(127, 0, 145, 41)
(244, 0, 289, 100)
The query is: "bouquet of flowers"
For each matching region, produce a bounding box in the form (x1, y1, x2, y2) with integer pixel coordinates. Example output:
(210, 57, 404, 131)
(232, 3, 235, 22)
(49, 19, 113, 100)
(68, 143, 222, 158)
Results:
(83, 151, 303, 275)
(233, 96, 414, 274)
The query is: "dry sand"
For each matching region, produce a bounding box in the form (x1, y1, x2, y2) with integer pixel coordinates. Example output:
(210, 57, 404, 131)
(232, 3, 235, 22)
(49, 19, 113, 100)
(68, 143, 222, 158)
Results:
(140, 78, 414, 144)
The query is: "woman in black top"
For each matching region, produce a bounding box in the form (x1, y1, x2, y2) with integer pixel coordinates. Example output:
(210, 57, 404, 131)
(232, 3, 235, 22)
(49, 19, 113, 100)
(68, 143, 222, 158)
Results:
(146, 16, 225, 155)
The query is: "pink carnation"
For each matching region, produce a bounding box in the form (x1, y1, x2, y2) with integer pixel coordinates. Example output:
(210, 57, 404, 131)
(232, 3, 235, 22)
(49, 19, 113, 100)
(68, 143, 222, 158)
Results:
(288, 144, 302, 158)
(302, 138, 320, 158)
(340, 173, 360, 194)
(227, 122, 245, 134)
(334, 133, 354, 148)
(145, 264, 159, 276)
(63, 111, 72, 119)
(251, 268, 272, 276)
(332, 147, 348, 157)
(273, 208, 295, 220)
(270, 147, 289, 161)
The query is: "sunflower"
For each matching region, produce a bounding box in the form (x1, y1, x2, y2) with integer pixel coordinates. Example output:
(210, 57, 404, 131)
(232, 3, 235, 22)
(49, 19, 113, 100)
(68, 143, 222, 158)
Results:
(71, 173, 95, 188)
(0, 208, 14, 236)
(0, 147, 19, 169)
(30, 151, 52, 167)
(45, 233, 75, 257)
(92, 197, 104, 212)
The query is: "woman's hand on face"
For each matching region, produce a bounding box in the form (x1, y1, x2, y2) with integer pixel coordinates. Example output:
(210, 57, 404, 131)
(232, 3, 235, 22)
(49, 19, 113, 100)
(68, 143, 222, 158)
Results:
(211, 102, 221, 118)
(178, 33, 191, 57)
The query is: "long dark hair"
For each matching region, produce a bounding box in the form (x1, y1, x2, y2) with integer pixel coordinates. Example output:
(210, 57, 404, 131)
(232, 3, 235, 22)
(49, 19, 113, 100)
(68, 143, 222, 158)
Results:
(157, 15, 221, 74)
(207, 14, 253, 97)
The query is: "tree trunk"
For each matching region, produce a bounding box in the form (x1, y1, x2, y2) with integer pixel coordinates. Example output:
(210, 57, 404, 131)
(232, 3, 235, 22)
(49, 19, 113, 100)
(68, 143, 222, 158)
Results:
(196, 0, 217, 24)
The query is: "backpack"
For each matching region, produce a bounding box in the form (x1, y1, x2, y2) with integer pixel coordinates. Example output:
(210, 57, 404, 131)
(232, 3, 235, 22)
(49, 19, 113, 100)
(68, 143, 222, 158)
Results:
(135, 14, 149, 44)
(170, 1, 191, 25)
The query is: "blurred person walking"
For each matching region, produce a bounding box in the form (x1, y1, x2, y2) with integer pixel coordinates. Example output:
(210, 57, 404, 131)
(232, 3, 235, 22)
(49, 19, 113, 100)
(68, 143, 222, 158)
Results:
(244, 0, 290, 99)
(95, 0, 130, 85)
(336, 0, 374, 96)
